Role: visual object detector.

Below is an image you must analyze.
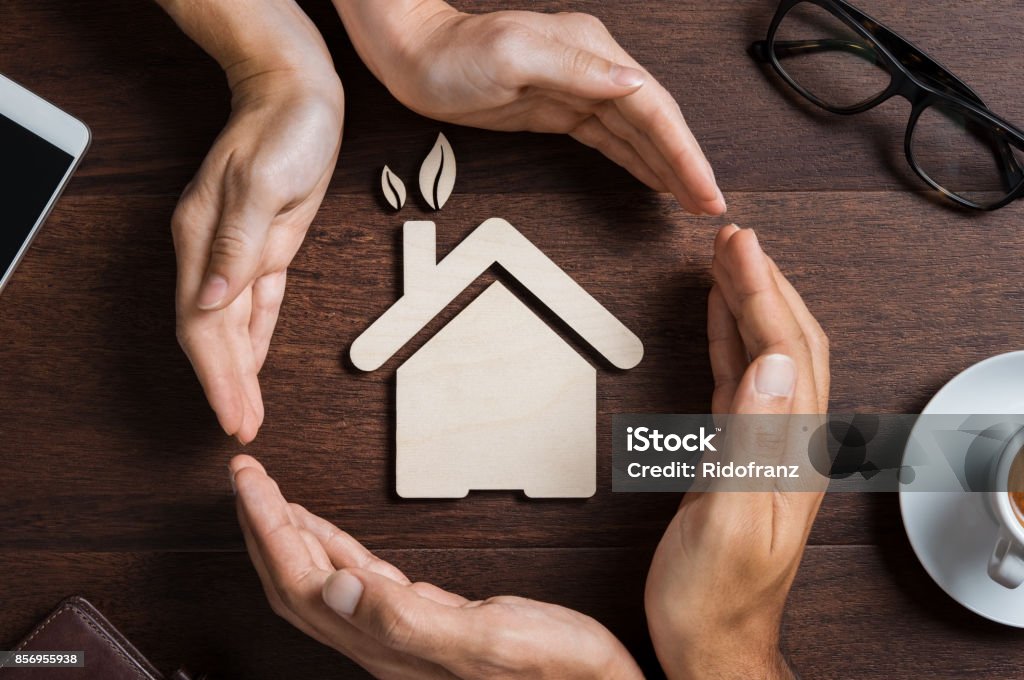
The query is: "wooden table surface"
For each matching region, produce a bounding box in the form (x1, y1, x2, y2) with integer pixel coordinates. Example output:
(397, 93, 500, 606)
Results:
(2, 1, 1023, 677)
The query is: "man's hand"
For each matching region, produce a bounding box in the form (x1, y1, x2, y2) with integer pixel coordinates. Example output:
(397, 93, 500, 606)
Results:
(644, 225, 830, 679)
(333, 0, 725, 216)
(158, 0, 344, 442)
(230, 455, 644, 679)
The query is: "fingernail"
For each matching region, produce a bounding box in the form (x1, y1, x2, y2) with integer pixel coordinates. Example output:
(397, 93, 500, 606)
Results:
(755, 354, 796, 397)
(197, 274, 228, 310)
(323, 570, 363, 617)
(610, 64, 645, 88)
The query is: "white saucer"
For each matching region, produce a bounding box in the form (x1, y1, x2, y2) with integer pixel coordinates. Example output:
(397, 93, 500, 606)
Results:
(900, 350, 1024, 627)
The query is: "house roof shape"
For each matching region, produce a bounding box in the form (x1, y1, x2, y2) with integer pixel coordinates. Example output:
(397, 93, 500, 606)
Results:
(350, 218, 644, 372)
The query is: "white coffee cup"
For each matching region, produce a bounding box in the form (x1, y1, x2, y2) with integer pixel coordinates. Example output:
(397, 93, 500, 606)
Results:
(987, 427, 1024, 589)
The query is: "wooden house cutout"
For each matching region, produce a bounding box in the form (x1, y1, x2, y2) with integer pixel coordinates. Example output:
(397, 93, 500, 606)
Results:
(351, 218, 643, 498)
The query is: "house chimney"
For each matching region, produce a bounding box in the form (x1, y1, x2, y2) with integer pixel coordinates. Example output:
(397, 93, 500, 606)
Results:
(403, 221, 436, 294)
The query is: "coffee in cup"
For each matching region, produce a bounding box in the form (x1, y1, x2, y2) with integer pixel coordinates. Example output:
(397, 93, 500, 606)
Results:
(1009, 447, 1024, 527)
(988, 429, 1024, 588)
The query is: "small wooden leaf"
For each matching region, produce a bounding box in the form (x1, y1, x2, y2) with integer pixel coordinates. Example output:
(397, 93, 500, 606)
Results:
(418, 133, 456, 210)
(381, 165, 406, 210)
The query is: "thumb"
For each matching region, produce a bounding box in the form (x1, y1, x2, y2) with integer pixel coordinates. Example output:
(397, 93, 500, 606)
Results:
(726, 353, 797, 469)
(323, 568, 477, 662)
(515, 38, 647, 99)
(196, 188, 278, 311)
(734, 353, 797, 418)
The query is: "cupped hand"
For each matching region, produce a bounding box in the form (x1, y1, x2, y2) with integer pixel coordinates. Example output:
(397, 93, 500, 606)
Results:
(172, 71, 343, 443)
(339, 1, 724, 216)
(644, 226, 830, 679)
(230, 454, 643, 679)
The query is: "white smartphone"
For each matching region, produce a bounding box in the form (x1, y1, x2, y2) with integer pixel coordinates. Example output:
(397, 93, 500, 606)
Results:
(0, 73, 90, 294)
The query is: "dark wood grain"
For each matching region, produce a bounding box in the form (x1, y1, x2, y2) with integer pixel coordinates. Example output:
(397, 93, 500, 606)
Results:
(0, 549, 656, 679)
(3, 1, 1022, 197)
(2, 546, 1022, 679)
(2, 0, 1024, 677)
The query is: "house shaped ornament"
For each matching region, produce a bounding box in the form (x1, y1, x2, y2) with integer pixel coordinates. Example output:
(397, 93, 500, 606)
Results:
(351, 134, 643, 498)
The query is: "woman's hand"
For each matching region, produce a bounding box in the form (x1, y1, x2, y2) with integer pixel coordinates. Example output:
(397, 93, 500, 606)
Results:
(644, 225, 830, 679)
(172, 74, 342, 443)
(157, 0, 344, 442)
(230, 455, 643, 679)
(333, 0, 724, 216)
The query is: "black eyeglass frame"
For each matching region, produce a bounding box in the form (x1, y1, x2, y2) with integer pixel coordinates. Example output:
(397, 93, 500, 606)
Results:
(751, 0, 1024, 211)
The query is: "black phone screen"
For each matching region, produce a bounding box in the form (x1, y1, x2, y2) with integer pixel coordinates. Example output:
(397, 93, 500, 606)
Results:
(0, 112, 74, 278)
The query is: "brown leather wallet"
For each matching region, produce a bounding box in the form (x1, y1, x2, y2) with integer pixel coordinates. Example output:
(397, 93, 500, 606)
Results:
(1, 597, 204, 680)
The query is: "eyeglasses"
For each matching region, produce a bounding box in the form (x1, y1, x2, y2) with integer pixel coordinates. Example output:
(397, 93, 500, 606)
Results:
(750, 0, 1024, 210)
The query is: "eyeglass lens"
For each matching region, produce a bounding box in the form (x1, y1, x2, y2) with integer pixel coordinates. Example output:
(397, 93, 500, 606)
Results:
(911, 103, 1024, 208)
(772, 1, 891, 110)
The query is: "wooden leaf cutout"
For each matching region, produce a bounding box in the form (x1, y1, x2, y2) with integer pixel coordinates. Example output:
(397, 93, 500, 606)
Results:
(418, 133, 456, 210)
(381, 165, 406, 210)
